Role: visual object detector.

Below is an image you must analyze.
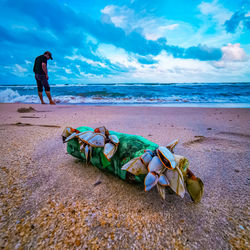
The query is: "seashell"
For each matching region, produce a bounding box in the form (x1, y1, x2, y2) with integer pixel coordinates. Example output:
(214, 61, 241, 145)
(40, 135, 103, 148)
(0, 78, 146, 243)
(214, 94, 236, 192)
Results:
(144, 149, 154, 156)
(64, 127, 72, 134)
(78, 131, 95, 142)
(89, 145, 92, 159)
(140, 152, 153, 167)
(157, 183, 166, 200)
(87, 133, 105, 147)
(166, 139, 179, 153)
(65, 132, 77, 142)
(94, 126, 109, 136)
(174, 155, 189, 173)
(103, 143, 117, 161)
(165, 166, 185, 198)
(62, 127, 72, 142)
(79, 143, 85, 153)
(148, 156, 164, 174)
(174, 154, 185, 164)
(186, 177, 204, 203)
(186, 169, 204, 203)
(158, 174, 170, 186)
(144, 172, 159, 191)
(85, 145, 90, 162)
(121, 157, 148, 175)
(157, 146, 176, 170)
(108, 135, 119, 145)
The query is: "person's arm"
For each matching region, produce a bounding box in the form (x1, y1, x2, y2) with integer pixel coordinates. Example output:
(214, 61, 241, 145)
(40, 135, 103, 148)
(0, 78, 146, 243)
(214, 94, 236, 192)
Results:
(42, 62, 48, 79)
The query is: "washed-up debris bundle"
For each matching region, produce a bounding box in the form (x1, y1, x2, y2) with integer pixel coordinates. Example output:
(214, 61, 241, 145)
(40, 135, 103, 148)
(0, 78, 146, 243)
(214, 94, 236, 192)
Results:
(62, 126, 204, 203)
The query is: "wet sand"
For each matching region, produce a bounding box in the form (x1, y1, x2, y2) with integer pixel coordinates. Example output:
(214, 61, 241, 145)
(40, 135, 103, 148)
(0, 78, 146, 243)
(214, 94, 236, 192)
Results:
(0, 103, 249, 249)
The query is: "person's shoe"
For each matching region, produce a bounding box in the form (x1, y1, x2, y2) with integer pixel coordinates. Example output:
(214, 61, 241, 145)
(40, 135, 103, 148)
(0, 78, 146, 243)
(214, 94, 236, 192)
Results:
(50, 101, 56, 105)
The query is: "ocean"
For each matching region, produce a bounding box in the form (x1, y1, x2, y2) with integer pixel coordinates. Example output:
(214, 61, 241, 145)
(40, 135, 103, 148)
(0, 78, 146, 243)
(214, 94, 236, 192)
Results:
(0, 82, 250, 108)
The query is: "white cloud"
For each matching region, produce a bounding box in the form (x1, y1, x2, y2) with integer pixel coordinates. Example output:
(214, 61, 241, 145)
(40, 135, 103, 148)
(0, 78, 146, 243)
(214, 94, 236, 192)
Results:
(141, 21, 180, 41)
(100, 3, 237, 49)
(101, 5, 194, 45)
(63, 67, 72, 74)
(65, 54, 107, 68)
(192, 0, 238, 47)
(97, 44, 139, 69)
(100, 3, 235, 48)
(96, 44, 250, 83)
(25, 60, 32, 64)
(110, 15, 127, 27)
(101, 5, 115, 15)
(221, 43, 246, 61)
(15, 64, 28, 73)
(97, 3, 250, 82)
(101, 5, 134, 31)
(4, 64, 28, 77)
(165, 24, 179, 30)
(213, 43, 247, 68)
(198, 0, 232, 26)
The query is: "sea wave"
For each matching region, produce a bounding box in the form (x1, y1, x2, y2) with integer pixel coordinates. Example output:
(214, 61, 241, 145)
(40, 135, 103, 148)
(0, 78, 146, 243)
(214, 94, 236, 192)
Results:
(0, 88, 191, 104)
(54, 95, 187, 104)
(0, 86, 249, 106)
(0, 88, 39, 103)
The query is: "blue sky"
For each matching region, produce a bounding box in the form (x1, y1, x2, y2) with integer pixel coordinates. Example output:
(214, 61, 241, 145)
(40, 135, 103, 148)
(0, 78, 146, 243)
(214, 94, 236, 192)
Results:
(0, 0, 249, 84)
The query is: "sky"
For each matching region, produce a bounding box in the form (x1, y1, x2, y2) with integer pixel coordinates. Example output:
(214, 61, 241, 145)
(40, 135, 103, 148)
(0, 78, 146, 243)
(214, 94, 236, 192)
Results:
(0, 0, 249, 84)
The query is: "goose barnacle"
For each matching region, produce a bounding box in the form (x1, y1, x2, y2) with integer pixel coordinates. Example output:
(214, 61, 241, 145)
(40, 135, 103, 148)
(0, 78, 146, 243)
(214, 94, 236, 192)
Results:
(63, 126, 204, 203)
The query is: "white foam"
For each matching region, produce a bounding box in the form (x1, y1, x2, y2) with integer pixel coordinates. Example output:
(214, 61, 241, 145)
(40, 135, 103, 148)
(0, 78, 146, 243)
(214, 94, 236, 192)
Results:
(0, 89, 190, 104)
(23, 86, 36, 90)
(54, 95, 86, 104)
(54, 95, 155, 104)
(1, 88, 248, 106)
(0, 88, 40, 103)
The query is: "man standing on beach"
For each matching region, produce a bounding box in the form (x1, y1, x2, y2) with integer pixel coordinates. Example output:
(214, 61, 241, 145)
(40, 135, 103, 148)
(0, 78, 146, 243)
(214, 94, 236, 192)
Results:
(33, 51, 55, 105)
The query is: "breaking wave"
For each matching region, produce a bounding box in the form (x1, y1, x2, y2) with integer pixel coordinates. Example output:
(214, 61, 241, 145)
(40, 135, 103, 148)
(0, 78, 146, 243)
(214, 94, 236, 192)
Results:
(0, 82, 250, 107)
(0, 88, 38, 103)
(0, 88, 191, 104)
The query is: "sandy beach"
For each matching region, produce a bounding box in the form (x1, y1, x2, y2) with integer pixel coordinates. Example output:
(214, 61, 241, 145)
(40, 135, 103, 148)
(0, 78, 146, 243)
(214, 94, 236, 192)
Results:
(0, 103, 249, 249)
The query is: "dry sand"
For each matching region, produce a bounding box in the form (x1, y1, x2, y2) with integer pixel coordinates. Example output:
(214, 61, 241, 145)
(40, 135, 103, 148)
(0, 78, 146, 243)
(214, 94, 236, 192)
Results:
(0, 103, 249, 249)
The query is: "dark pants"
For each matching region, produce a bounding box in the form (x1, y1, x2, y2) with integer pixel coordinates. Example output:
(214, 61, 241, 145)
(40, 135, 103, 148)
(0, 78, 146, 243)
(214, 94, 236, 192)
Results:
(35, 74, 50, 92)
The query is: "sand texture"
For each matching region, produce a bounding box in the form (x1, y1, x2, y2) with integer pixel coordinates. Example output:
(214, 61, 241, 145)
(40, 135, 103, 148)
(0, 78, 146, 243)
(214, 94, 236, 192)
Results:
(0, 103, 249, 249)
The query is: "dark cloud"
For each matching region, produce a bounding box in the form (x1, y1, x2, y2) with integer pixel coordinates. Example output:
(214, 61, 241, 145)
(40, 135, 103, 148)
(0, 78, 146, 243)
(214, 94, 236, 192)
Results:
(165, 44, 222, 61)
(0, 25, 57, 48)
(137, 55, 158, 64)
(184, 45, 222, 61)
(2, 0, 222, 61)
(224, 10, 250, 33)
(0, 26, 13, 42)
(224, 0, 250, 34)
(3, 0, 76, 32)
(0, 0, 224, 84)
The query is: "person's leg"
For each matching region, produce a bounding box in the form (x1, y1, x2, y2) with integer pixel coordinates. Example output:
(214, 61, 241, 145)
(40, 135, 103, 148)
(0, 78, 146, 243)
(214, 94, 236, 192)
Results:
(42, 76, 55, 105)
(45, 91, 55, 104)
(35, 74, 45, 104)
(38, 92, 45, 104)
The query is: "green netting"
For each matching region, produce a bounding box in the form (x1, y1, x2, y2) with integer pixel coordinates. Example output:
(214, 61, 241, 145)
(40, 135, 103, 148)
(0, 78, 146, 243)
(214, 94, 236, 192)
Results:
(66, 126, 159, 183)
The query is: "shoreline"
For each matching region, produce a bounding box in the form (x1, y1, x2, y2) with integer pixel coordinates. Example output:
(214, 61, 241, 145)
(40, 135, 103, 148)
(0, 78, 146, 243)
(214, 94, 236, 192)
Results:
(1, 82, 249, 107)
(1, 102, 250, 108)
(0, 103, 249, 248)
